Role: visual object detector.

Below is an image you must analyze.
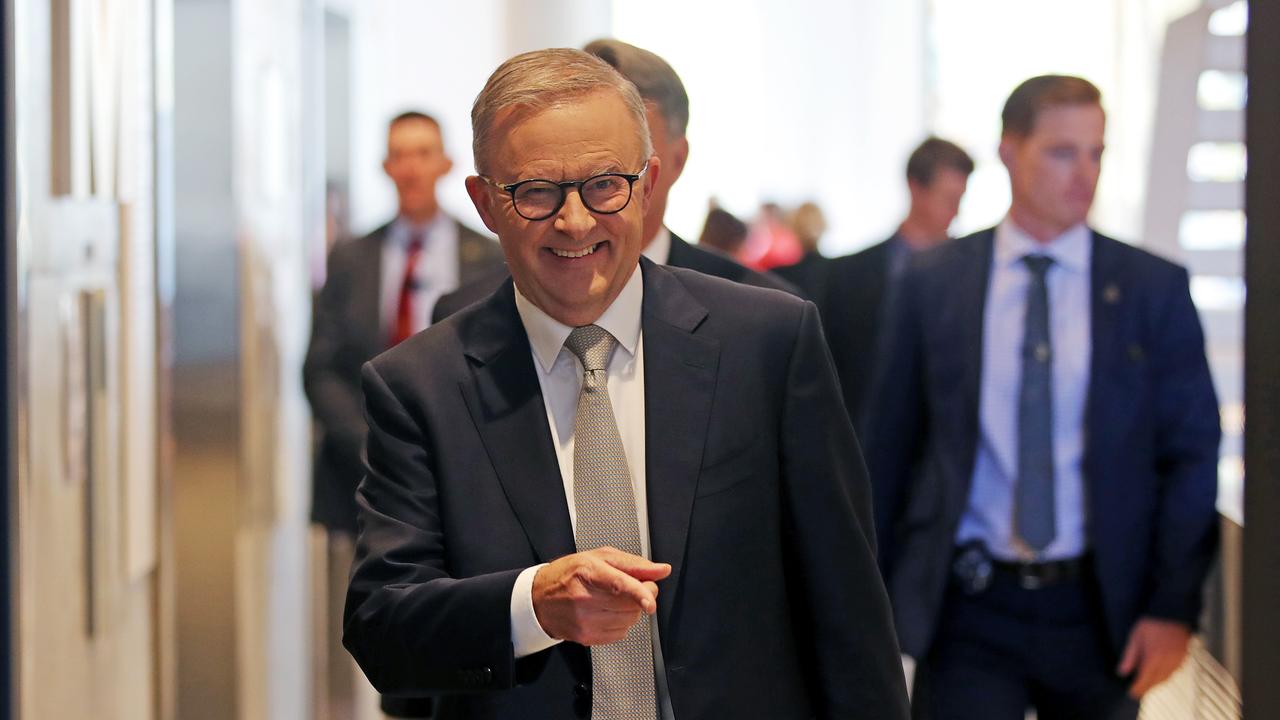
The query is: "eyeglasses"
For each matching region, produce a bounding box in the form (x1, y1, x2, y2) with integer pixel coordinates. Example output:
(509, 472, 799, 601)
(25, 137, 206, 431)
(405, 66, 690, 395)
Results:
(480, 164, 648, 221)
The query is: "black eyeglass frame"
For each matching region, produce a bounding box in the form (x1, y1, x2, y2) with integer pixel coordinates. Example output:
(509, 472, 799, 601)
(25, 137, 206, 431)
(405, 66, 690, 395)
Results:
(479, 163, 649, 221)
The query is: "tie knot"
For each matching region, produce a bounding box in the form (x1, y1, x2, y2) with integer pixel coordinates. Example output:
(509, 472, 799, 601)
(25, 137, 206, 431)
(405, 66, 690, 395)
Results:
(565, 325, 617, 373)
(406, 232, 425, 253)
(1022, 254, 1054, 278)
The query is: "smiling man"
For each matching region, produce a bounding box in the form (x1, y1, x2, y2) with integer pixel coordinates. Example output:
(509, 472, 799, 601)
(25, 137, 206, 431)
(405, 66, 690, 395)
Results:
(342, 48, 908, 720)
(864, 75, 1220, 719)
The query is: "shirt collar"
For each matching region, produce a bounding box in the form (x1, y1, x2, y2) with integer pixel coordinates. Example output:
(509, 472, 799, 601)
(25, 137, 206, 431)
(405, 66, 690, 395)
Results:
(995, 217, 1091, 273)
(642, 226, 672, 265)
(513, 263, 645, 375)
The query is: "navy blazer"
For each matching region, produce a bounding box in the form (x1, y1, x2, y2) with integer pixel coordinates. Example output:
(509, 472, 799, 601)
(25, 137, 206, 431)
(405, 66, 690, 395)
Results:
(863, 228, 1220, 659)
(344, 259, 908, 720)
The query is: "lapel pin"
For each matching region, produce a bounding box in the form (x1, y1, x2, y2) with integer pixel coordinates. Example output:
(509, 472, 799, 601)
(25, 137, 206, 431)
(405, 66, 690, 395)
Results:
(1104, 284, 1122, 304)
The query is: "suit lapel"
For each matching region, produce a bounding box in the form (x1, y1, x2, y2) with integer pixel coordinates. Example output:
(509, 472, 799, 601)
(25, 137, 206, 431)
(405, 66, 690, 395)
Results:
(638, 260, 719, 634)
(953, 230, 995, 488)
(458, 282, 576, 563)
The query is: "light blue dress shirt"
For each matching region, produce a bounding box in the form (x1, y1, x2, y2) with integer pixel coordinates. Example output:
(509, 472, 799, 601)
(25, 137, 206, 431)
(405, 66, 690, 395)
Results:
(956, 219, 1093, 562)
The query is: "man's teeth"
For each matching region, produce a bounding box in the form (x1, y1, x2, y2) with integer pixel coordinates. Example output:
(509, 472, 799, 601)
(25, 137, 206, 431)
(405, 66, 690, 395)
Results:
(551, 243, 599, 258)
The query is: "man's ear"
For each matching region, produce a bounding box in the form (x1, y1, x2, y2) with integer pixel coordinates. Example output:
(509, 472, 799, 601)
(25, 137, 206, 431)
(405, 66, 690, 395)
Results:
(465, 176, 500, 233)
(641, 156, 662, 205)
(998, 134, 1017, 170)
(440, 154, 455, 176)
(668, 136, 689, 183)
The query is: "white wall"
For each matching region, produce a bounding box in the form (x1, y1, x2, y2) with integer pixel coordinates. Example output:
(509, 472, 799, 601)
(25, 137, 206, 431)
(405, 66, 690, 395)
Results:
(613, 0, 928, 255)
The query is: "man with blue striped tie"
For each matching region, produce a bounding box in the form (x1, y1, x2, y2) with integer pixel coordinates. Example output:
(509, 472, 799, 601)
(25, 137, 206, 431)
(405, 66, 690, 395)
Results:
(864, 75, 1220, 719)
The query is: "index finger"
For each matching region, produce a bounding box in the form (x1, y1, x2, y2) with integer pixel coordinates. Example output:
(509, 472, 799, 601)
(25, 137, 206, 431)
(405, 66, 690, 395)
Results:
(583, 559, 660, 614)
(594, 547, 672, 582)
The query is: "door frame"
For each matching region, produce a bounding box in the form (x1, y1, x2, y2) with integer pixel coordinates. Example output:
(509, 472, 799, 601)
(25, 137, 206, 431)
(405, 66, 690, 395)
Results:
(2, 0, 16, 713)
(1244, 1, 1280, 716)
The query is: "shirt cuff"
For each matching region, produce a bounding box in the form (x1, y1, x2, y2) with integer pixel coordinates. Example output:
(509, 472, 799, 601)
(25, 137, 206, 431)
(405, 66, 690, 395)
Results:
(510, 564, 562, 658)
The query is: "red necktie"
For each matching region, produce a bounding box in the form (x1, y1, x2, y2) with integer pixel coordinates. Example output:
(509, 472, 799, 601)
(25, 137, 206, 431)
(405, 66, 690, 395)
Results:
(389, 234, 424, 347)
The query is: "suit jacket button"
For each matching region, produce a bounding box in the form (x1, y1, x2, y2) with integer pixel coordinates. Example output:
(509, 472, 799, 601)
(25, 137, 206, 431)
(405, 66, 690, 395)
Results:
(573, 683, 590, 718)
(478, 667, 492, 686)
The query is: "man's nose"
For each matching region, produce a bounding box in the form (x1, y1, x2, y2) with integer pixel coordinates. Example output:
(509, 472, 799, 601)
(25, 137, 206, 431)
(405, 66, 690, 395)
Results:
(554, 189, 596, 239)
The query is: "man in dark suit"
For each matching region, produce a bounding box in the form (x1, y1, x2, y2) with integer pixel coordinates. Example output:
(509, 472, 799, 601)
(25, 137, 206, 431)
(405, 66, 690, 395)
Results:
(822, 137, 972, 430)
(304, 110, 503, 718)
(864, 76, 1220, 719)
(343, 48, 908, 720)
(430, 39, 795, 322)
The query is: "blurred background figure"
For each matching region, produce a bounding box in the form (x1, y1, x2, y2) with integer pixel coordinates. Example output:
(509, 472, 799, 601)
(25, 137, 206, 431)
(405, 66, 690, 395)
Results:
(774, 201, 833, 303)
(697, 204, 751, 258)
(864, 76, 1220, 720)
(739, 201, 804, 271)
(822, 136, 974, 430)
(303, 110, 503, 720)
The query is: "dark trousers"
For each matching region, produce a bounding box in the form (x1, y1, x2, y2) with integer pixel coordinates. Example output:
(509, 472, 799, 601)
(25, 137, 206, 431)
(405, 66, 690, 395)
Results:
(914, 571, 1139, 720)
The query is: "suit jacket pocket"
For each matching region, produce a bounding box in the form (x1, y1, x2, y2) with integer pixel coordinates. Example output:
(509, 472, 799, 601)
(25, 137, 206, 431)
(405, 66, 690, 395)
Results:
(695, 435, 766, 499)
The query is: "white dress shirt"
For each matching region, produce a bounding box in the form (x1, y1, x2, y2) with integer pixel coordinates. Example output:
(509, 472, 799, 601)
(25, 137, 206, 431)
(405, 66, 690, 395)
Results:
(379, 213, 459, 336)
(642, 226, 672, 265)
(956, 218, 1093, 561)
(505, 266, 675, 719)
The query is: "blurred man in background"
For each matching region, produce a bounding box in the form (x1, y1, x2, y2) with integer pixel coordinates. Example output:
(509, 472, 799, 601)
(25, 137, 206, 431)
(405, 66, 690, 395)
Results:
(304, 110, 503, 719)
(864, 76, 1219, 720)
(823, 136, 973, 429)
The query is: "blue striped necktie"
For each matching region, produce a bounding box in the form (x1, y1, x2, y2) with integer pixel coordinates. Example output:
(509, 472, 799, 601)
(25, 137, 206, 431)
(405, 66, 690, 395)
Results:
(1016, 254, 1056, 552)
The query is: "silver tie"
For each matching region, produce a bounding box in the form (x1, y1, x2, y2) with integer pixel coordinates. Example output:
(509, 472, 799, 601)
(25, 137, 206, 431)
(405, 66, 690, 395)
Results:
(564, 325, 657, 720)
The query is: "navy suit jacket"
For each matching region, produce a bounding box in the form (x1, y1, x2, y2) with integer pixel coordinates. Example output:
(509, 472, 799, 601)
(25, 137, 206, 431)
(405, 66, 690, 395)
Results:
(863, 227, 1220, 659)
(343, 259, 908, 720)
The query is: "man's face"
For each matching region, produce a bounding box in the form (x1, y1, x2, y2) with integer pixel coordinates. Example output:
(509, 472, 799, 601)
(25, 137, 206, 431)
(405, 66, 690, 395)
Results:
(383, 118, 453, 218)
(466, 91, 659, 327)
(1000, 103, 1105, 239)
(908, 166, 969, 239)
(641, 105, 688, 244)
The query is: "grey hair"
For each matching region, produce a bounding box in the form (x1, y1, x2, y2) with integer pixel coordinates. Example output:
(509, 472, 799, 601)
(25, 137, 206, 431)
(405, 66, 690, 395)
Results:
(583, 38, 689, 139)
(471, 48, 653, 175)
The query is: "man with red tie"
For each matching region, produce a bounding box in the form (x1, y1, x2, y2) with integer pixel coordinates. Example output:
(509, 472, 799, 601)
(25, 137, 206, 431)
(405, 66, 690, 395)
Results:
(304, 110, 504, 718)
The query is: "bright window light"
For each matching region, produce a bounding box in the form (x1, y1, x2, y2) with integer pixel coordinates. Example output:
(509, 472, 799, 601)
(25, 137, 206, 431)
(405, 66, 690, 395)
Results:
(1186, 141, 1246, 182)
(1179, 210, 1245, 251)
(1197, 70, 1247, 111)
(1208, 0, 1248, 36)
(1190, 275, 1246, 312)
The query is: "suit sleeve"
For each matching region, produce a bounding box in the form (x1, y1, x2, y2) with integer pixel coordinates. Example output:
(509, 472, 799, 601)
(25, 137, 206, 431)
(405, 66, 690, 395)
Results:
(303, 249, 370, 465)
(342, 360, 547, 696)
(1142, 267, 1221, 625)
(779, 302, 911, 720)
